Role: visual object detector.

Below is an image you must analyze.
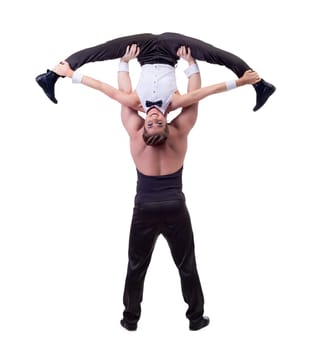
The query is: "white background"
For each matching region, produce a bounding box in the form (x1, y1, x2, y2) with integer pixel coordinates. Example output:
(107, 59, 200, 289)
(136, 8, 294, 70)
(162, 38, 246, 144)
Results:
(1, 0, 309, 349)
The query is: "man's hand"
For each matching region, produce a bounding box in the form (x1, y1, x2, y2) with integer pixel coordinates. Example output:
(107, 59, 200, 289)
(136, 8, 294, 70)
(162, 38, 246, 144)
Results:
(121, 44, 140, 63)
(239, 69, 261, 85)
(53, 61, 73, 78)
(177, 46, 195, 65)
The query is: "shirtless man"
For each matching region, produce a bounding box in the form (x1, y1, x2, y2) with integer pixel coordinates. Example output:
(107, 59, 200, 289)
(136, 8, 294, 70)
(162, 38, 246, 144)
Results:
(111, 46, 259, 330)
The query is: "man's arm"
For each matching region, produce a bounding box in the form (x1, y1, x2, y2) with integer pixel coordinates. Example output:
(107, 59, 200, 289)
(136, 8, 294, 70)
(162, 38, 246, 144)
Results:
(170, 69, 261, 111)
(171, 47, 201, 135)
(117, 45, 144, 135)
(53, 61, 140, 110)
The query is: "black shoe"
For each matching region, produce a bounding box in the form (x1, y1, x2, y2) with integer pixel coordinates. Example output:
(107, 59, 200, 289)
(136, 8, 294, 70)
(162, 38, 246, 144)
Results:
(189, 316, 210, 331)
(35, 69, 60, 104)
(253, 79, 276, 112)
(120, 319, 137, 331)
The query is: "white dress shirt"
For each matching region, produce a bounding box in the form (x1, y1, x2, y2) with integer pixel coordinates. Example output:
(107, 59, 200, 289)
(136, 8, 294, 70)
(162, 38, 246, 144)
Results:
(136, 64, 177, 114)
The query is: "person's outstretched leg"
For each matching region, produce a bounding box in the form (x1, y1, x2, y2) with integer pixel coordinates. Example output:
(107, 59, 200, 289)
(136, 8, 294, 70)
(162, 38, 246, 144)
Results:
(65, 33, 156, 69)
(159, 32, 251, 77)
(35, 33, 156, 103)
(159, 32, 276, 112)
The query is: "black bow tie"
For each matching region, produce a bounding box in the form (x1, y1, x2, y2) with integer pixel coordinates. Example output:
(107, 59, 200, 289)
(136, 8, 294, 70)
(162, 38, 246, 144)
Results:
(145, 100, 163, 108)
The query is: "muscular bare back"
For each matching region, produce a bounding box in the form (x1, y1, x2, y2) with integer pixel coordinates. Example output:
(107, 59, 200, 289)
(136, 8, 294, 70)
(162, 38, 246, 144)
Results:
(130, 125, 188, 176)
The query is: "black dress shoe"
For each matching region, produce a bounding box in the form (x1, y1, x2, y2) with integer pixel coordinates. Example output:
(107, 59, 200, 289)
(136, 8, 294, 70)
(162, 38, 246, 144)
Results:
(253, 79, 276, 112)
(35, 69, 60, 104)
(189, 316, 210, 331)
(120, 319, 137, 331)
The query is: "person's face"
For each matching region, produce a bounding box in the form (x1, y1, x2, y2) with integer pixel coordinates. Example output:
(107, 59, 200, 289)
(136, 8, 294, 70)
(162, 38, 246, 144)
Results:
(145, 107, 167, 135)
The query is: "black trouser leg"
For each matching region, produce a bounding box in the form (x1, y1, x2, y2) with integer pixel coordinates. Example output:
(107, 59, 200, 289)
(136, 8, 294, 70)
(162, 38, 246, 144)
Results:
(162, 201, 205, 322)
(158, 32, 252, 78)
(65, 33, 157, 69)
(122, 206, 159, 324)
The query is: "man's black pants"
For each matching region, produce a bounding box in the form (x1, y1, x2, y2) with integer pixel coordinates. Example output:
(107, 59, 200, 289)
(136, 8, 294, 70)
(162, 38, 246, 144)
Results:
(122, 199, 205, 325)
(66, 32, 251, 78)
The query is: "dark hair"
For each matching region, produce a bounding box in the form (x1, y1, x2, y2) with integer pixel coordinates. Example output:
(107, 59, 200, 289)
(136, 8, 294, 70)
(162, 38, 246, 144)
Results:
(143, 124, 169, 146)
